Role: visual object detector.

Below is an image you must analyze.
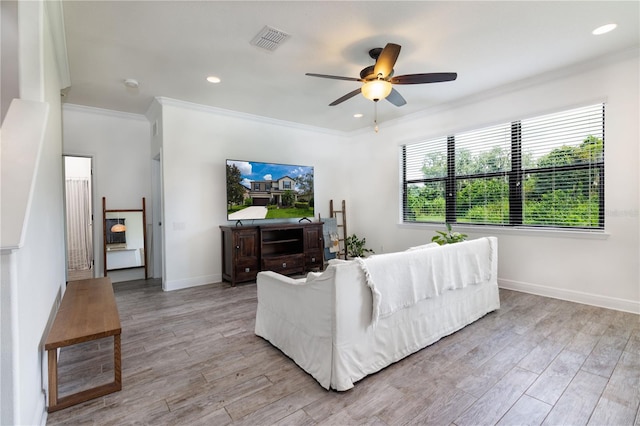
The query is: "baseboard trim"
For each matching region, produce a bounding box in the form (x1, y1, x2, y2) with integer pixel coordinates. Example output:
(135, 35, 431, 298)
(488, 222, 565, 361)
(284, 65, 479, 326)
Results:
(163, 274, 222, 291)
(498, 278, 640, 314)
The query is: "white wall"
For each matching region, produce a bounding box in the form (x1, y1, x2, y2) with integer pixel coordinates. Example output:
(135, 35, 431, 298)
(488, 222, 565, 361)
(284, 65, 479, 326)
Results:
(1, 0, 20, 123)
(0, 1, 66, 424)
(159, 99, 349, 290)
(348, 51, 639, 313)
(63, 105, 151, 282)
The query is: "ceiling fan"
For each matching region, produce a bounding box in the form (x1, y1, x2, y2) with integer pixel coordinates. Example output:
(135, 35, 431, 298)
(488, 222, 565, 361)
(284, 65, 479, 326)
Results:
(306, 43, 457, 107)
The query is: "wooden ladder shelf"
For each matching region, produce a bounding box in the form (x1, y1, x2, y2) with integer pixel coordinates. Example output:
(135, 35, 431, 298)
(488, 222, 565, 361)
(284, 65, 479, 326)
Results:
(330, 199, 347, 259)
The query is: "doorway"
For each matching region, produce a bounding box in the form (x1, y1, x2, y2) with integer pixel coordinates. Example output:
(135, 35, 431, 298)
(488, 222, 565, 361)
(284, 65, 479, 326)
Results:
(64, 156, 94, 281)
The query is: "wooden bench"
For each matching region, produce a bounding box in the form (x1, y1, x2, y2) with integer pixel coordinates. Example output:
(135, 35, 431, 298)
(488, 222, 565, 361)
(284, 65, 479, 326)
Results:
(45, 277, 122, 412)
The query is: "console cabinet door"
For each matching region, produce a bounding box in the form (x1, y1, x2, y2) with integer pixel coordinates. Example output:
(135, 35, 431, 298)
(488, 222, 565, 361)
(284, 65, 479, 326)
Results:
(221, 227, 259, 285)
(233, 228, 259, 283)
(304, 224, 324, 271)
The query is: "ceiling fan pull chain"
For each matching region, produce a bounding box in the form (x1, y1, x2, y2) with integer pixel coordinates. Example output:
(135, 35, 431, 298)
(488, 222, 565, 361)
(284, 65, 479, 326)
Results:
(374, 101, 379, 133)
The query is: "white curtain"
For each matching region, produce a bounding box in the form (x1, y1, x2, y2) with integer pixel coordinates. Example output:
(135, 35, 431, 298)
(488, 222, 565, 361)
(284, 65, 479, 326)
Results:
(66, 178, 93, 270)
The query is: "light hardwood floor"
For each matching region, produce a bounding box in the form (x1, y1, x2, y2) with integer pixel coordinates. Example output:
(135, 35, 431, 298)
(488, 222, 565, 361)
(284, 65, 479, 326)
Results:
(47, 279, 640, 425)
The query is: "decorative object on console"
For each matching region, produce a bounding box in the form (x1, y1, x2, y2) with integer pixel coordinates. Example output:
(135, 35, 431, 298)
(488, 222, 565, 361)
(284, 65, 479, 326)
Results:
(431, 223, 467, 245)
(321, 217, 339, 261)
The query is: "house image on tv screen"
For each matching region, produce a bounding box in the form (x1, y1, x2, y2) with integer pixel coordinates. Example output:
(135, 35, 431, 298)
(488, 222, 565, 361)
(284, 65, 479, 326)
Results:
(249, 176, 297, 206)
(226, 160, 314, 221)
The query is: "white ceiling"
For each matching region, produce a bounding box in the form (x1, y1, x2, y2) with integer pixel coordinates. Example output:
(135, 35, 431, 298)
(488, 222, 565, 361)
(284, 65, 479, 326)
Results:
(61, 1, 639, 132)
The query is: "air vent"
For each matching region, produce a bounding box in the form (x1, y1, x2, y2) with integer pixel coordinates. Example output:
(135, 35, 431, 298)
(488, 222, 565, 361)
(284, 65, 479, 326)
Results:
(250, 25, 291, 51)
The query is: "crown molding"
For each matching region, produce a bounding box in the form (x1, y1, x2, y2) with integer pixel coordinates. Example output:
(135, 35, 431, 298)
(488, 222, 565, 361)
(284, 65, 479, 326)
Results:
(144, 98, 162, 121)
(62, 103, 149, 122)
(381, 46, 639, 133)
(154, 96, 347, 137)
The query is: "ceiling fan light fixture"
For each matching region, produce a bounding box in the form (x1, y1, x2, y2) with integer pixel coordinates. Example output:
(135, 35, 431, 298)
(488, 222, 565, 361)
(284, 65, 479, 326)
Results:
(361, 80, 392, 102)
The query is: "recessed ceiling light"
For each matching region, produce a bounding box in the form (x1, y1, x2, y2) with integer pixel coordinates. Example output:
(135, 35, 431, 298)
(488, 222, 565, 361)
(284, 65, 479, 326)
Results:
(123, 78, 139, 88)
(206, 76, 221, 83)
(353, 113, 364, 118)
(592, 23, 617, 35)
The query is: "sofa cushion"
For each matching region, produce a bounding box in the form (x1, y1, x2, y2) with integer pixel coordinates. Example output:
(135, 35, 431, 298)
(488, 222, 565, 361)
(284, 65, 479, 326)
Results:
(405, 242, 440, 251)
(305, 271, 323, 283)
(328, 258, 354, 265)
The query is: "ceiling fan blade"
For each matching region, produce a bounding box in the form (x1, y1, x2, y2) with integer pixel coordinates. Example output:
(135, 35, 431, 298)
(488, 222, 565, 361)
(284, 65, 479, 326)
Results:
(373, 43, 401, 79)
(386, 88, 407, 107)
(390, 72, 457, 85)
(329, 88, 362, 106)
(306, 73, 362, 82)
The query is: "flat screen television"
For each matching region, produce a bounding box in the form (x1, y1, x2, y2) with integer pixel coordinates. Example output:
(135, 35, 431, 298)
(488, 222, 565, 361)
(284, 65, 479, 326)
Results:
(226, 159, 314, 222)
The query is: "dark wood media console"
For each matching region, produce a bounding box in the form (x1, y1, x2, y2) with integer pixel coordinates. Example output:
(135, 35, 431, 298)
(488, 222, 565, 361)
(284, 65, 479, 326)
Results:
(220, 222, 324, 286)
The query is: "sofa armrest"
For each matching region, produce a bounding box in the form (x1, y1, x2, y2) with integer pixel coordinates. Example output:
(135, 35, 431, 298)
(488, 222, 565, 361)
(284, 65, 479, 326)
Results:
(257, 270, 307, 286)
(256, 270, 335, 337)
(255, 270, 336, 389)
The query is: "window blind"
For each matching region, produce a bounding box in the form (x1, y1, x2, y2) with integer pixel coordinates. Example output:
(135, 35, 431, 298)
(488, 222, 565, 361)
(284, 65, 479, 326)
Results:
(402, 137, 447, 222)
(401, 103, 605, 230)
(454, 123, 511, 225)
(519, 104, 604, 228)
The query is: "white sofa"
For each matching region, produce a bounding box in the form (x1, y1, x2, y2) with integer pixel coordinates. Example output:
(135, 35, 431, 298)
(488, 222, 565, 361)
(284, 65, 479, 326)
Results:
(255, 236, 499, 391)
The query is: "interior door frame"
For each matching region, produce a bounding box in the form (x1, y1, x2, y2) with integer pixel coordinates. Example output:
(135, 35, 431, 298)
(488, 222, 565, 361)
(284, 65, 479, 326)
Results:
(152, 152, 164, 282)
(62, 154, 95, 280)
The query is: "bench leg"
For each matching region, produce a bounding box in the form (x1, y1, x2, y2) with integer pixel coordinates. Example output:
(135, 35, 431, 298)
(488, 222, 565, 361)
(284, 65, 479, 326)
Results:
(47, 349, 58, 409)
(47, 334, 122, 412)
(114, 333, 122, 390)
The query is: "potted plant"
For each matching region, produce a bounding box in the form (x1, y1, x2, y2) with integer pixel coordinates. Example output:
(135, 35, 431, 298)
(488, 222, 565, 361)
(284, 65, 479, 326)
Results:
(346, 234, 375, 258)
(431, 223, 467, 245)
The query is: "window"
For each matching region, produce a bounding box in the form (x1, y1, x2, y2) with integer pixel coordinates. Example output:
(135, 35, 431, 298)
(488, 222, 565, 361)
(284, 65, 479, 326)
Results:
(454, 123, 511, 225)
(402, 103, 605, 230)
(520, 105, 604, 228)
(403, 137, 447, 222)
